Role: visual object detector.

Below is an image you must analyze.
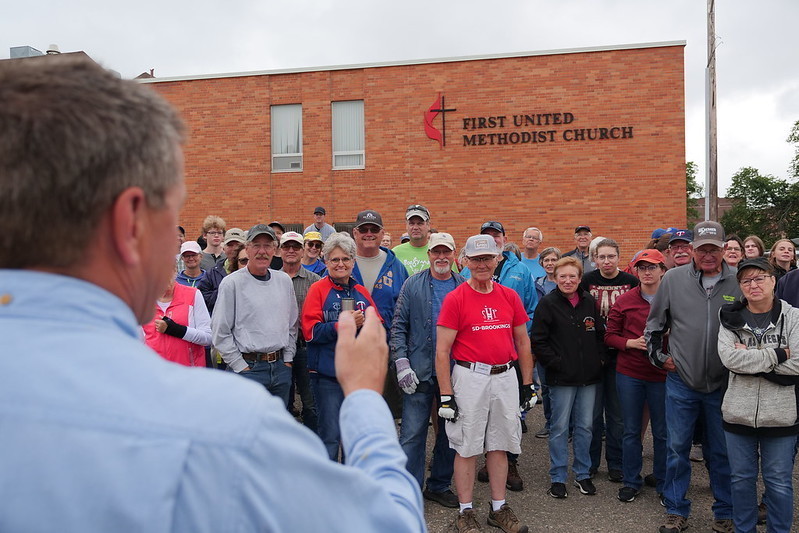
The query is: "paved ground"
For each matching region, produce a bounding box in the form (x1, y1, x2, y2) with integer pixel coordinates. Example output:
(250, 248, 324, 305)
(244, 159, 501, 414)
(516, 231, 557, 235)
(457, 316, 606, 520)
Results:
(420, 406, 796, 533)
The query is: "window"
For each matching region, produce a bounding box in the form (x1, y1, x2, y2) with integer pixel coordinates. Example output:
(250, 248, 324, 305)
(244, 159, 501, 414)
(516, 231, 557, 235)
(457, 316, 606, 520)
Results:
(332, 100, 365, 169)
(271, 104, 302, 172)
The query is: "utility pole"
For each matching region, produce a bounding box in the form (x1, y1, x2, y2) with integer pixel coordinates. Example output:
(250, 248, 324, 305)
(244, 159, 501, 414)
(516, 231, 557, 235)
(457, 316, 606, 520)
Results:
(705, 0, 718, 221)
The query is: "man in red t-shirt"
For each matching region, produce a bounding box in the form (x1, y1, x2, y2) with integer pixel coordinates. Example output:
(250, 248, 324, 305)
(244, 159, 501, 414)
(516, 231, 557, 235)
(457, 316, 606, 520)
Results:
(435, 234, 535, 533)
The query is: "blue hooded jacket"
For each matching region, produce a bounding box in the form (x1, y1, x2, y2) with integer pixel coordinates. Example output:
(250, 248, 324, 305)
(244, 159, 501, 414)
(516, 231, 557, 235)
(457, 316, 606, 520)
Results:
(352, 246, 409, 333)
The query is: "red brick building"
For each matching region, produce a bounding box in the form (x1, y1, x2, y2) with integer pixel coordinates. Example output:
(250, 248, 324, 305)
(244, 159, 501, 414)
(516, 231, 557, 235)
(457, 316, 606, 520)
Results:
(143, 41, 686, 256)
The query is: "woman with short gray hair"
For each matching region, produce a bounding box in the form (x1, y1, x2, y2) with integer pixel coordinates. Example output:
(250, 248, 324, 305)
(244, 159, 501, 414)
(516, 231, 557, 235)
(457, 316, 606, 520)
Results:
(302, 231, 379, 461)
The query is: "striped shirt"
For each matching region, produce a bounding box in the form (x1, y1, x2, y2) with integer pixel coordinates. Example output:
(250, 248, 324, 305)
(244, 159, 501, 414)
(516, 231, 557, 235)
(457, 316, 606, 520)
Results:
(286, 266, 321, 341)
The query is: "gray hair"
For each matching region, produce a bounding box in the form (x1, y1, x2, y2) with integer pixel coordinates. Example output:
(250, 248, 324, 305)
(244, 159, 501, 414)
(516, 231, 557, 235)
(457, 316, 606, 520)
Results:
(538, 246, 562, 265)
(523, 227, 544, 241)
(322, 232, 356, 258)
(0, 55, 185, 269)
(503, 242, 522, 261)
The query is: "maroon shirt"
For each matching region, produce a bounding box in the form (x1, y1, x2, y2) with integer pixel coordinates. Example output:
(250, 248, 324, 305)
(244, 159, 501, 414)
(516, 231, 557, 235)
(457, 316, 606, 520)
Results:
(604, 286, 667, 382)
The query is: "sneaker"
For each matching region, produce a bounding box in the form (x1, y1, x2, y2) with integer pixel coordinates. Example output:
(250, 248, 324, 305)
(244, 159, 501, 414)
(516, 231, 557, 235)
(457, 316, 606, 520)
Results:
(574, 478, 597, 495)
(618, 486, 640, 502)
(658, 514, 688, 533)
(689, 443, 704, 462)
(712, 518, 734, 533)
(520, 419, 528, 433)
(477, 464, 489, 483)
(658, 493, 666, 507)
(547, 482, 567, 499)
(451, 508, 482, 533)
(506, 462, 523, 492)
(535, 427, 550, 438)
(757, 501, 766, 525)
(644, 473, 658, 487)
(423, 488, 459, 508)
(608, 469, 623, 483)
(487, 503, 528, 533)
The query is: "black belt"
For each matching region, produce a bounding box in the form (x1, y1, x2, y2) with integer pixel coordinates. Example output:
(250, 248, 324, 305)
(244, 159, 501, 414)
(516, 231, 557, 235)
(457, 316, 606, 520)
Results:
(243, 350, 283, 364)
(455, 360, 512, 374)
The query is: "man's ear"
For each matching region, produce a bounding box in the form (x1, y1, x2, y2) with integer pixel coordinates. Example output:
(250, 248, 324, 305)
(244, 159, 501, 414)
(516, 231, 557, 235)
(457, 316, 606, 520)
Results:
(110, 187, 147, 267)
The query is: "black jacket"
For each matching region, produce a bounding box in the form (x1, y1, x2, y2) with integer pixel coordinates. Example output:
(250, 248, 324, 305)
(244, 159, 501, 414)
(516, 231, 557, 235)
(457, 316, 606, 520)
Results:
(531, 289, 606, 386)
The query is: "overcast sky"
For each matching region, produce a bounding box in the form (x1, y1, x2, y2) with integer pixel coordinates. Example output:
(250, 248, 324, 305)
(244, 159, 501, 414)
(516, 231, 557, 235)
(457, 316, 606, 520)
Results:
(4, 0, 798, 195)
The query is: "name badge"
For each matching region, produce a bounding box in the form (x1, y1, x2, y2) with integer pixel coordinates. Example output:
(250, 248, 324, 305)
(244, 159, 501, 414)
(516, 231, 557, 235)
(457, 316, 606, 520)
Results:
(473, 362, 492, 375)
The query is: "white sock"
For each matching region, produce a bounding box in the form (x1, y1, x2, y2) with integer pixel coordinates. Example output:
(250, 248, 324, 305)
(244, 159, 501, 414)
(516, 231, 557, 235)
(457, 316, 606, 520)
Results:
(492, 499, 506, 511)
(459, 502, 473, 513)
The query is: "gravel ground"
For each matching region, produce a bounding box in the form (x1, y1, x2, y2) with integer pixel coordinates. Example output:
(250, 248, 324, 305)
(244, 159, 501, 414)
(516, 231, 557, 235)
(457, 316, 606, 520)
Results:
(421, 406, 797, 533)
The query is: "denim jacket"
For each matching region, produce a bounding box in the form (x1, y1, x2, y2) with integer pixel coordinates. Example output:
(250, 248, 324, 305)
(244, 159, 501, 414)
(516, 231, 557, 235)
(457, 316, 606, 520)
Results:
(389, 269, 466, 381)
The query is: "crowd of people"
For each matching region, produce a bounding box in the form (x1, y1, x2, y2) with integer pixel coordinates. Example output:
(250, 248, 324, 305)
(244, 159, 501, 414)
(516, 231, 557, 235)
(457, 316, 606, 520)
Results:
(158, 200, 799, 533)
(4, 56, 799, 533)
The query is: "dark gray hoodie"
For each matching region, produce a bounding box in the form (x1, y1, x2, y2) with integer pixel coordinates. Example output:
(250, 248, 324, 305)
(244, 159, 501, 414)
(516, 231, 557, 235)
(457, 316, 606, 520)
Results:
(645, 261, 741, 393)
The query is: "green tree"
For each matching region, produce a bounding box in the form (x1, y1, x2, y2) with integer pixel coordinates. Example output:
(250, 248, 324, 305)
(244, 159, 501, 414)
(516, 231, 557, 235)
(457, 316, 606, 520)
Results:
(788, 119, 799, 179)
(721, 166, 799, 244)
(686, 161, 703, 222)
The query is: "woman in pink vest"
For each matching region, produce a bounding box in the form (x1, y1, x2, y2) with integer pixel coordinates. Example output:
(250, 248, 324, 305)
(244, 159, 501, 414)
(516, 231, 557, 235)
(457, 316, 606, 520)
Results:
(143, 277, 212, 367)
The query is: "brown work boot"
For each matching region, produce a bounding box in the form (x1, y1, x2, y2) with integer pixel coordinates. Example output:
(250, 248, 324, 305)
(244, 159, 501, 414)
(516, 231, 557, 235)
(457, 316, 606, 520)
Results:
(487, 504, 528, 533)
(658, 514, 688, 533)
(448, 508, 482, 532)
(505, 462, 523, 492)
(711, 518, 733, 533)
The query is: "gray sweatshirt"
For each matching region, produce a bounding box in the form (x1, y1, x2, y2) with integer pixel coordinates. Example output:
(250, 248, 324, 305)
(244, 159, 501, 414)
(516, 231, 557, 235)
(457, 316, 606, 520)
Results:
(645, 261, 741, 393)
(212, 268, 298, 372)
(718, 299, 799, 434)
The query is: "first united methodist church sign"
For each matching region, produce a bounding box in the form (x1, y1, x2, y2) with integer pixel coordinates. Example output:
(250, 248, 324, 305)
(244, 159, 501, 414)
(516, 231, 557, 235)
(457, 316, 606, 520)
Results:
(424, 93, 635, 148)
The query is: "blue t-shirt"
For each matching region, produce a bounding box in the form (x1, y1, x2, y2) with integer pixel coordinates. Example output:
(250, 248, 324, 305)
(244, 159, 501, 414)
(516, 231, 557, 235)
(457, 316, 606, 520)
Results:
(521, 256, 546, 280)
(431, 276, 456, 375)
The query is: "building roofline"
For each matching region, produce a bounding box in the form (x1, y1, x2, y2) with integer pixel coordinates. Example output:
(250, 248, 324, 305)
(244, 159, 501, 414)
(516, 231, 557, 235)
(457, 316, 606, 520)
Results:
(137, 40, 686, 84)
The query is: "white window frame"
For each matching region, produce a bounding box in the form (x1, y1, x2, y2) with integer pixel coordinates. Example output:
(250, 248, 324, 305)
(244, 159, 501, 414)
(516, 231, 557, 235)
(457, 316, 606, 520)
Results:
(332, 100, 365, 170)
(271, 104, 303, 172)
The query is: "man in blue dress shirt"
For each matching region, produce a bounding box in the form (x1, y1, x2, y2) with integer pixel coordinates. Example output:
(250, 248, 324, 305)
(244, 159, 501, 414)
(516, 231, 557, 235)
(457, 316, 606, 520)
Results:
(0, 54, 424, 533)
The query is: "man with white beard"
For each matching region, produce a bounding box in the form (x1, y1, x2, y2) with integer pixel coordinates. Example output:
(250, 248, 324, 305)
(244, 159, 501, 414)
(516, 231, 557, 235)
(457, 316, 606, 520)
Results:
(390, 232, 466, 508)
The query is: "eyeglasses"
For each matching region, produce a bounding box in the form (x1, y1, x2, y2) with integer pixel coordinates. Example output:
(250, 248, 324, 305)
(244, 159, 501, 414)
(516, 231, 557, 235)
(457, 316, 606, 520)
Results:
(356, 225, 382, 234)
(635, 264, 659, 272)
(406, 204, 429, 214)
(206, 231, 223, 236)
(740, 275, 771, 287)
(596, 254, 618, 262)
(468, 256, 497, 264)
(670, 244, 692, 251)
(281, 243, 302, 250)
(237, 257, 249, 265)
(523, 236, 541, 242)
(305, 242, 322, 249)
(328, 257, 353, 264)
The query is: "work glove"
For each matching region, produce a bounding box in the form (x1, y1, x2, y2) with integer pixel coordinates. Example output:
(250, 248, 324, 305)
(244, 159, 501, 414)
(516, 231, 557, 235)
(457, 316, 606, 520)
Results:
(438, 395, 458, 422)
(395, 357, 419, 394)
(520, 383, 538, 411)
(162, 316, 188, 339)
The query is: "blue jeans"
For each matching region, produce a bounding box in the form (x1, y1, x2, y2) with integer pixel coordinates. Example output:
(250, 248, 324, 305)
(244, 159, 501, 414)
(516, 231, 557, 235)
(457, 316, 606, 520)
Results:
(725, 431, 796, 533)
(310, 373, 345, 461)
(590, 361, 623, 472)
(399, 379, 455, 492)
(616, 372, 666, 492)
(548, 384, 597, 483)
(663, 372, 732, 519)
(536, 362, 552, 430)
(240, 360, 292, 405)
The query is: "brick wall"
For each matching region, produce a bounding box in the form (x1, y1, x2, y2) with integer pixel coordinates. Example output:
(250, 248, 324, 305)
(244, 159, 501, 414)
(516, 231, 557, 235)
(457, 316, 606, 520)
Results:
(149, 43, 685, 261)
